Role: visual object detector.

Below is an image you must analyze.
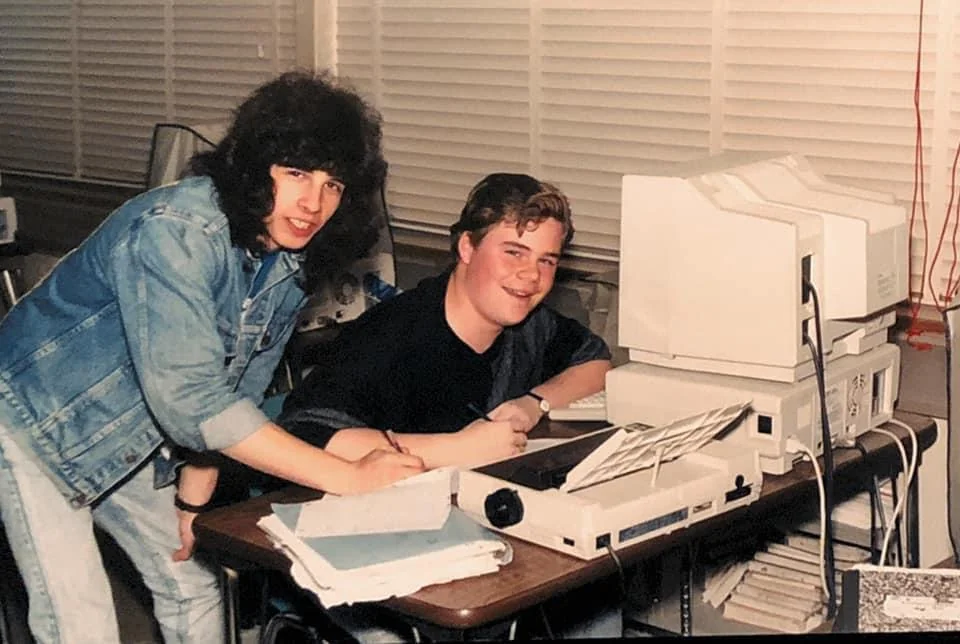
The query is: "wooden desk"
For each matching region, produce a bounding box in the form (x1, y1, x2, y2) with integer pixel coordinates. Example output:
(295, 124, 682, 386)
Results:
(194, 411, 936, 640)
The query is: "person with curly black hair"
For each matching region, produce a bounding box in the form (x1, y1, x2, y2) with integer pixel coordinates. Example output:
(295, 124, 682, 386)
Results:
(0, 69, 423, 644)
(189, 69, 388, 295)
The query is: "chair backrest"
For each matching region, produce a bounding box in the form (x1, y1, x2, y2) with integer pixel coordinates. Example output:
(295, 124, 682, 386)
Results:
(145, 122, 224, 190)
(0, 265, 23, 320)
(943, 303, 960, 564)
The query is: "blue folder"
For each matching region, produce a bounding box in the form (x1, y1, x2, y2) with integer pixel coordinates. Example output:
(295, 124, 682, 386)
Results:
(271, 503, 504, 571)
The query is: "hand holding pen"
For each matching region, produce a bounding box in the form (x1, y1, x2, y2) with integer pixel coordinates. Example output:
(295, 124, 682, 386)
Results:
(381, 428, 408, 454)
(467, 402, 528, 455)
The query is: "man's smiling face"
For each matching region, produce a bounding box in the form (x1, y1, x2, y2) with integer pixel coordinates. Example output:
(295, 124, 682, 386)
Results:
(260, 165, 345, 251)
(457, 217, 563, 329)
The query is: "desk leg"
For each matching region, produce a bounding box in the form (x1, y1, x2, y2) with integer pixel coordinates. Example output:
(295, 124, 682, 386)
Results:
(220, 564, 241, 644)
(680, 544, 693, 637)
(907, 455, 921, 568)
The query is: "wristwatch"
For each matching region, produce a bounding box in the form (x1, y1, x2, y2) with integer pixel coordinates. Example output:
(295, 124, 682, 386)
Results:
(525, 390, 550, 414)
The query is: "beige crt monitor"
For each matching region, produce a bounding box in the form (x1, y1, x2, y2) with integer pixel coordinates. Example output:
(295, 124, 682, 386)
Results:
(617, 153, 907, 383)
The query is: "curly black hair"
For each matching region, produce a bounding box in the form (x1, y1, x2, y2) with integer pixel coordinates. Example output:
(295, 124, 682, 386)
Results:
(448, 173, 575, 260)
(190, 69, 387, 294)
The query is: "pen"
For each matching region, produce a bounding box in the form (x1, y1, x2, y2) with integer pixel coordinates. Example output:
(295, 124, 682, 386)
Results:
(467, 402, 493, 422)
(382, 429, 403, 452)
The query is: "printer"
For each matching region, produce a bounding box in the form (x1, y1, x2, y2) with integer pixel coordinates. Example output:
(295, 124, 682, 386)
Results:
(457, 401, 762, 560)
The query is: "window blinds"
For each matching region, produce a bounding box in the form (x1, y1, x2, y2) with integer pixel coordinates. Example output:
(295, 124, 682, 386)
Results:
(723, 1, 938, 305)
(0, 1, 76, 178)
(336, 0, 959, 304)
(0, 0, 297, 186)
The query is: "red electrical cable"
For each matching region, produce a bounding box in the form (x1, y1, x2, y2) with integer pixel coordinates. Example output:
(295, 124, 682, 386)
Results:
(907, 0, 930, 341)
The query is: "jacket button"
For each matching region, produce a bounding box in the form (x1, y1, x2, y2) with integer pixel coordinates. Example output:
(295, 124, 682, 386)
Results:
(125, 453, 138, 464)
(261, 332, 272, 347)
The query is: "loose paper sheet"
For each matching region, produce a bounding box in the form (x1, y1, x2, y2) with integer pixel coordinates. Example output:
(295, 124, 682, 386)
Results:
(293, 467, 455, 538)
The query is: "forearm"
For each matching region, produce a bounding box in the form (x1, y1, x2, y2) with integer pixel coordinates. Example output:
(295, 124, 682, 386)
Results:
(220, 421, 360, 495)
(326, 427, 465, 470)
(532, 359, 611, 407)
(177, 462, 220, 507)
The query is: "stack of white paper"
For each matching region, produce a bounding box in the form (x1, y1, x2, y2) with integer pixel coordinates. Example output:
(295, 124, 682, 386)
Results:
(257, 468, 513, 607)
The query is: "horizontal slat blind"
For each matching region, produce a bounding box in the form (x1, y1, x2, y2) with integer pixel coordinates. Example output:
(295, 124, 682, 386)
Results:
(0, 1, 75, 176)
(172, 0, 298, 118)
(929, 5, 960, 308)
(340, 0, 960, 290)
(340, 0, 532, 238)
(339, 0, 712, 257)
(724, 0, 939, 307)
(0, 0, 297, 186)
(78, 1, 167, 183)
(539, 0, 713, 255)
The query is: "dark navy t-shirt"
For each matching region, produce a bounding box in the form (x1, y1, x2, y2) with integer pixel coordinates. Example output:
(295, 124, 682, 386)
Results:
(279, 270, 610, 447)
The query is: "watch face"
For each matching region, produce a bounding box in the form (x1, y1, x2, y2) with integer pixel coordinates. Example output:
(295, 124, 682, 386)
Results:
(527, 391, 549, 413)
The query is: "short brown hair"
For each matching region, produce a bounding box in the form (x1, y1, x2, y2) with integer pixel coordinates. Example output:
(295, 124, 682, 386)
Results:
(449, 173, 574, 259)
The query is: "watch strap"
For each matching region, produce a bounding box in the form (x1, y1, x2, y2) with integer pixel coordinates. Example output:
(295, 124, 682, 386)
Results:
(174, 494, 211, 514)
(525, 390, 550, 412)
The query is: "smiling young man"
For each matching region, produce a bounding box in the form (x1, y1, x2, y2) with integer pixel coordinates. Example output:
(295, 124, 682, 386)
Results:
(0, 70, 423, 644)
(280, 172, 612, 469)
(277, 173, 618, 641)
(263, 166, 345, 246)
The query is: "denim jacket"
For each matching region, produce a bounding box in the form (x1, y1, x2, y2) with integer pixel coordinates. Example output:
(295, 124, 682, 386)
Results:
(0, 176, 306, 507)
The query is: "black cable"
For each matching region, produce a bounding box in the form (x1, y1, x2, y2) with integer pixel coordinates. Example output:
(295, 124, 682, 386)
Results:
(853, 440, 882, 562)
(871, 474, 888, 563)
(890, 480, 904, 566)
(802, 280, 838, 618)
(604, 543, 629, 599)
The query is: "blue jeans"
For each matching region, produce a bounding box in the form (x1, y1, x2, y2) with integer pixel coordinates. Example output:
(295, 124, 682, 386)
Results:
(0, 423, 224, 644)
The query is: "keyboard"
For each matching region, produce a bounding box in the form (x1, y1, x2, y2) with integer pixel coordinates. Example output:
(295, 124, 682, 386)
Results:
(548, 391, 607, 421)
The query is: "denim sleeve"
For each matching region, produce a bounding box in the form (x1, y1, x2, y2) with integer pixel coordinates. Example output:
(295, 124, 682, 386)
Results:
(111, 214, 268, 452)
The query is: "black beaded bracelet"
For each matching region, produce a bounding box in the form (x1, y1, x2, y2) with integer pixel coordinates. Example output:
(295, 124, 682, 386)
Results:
(174, 494, 211, 514)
